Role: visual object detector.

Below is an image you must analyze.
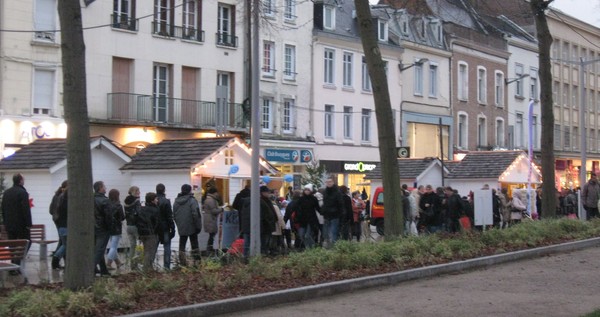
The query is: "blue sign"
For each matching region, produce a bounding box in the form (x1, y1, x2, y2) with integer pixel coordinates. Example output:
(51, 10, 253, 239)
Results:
(265, 149, 299, 162)
(300, 150, 313, 162)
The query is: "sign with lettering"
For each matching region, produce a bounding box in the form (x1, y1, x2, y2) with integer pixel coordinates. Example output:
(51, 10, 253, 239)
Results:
(343, 162, 377, 173)
(220, 209, 239, 249)
(265, 149, 313, 164)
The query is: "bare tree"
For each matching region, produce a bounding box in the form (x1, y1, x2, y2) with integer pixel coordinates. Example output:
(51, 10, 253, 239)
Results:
(57, 0, 95, 289)
(530, 0, 556, 217)
(354, 0, 403, 238)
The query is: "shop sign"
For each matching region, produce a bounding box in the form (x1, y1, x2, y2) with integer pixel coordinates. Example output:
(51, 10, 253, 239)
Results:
(265, 148, 313, 163)
(343, 162, 377, 173)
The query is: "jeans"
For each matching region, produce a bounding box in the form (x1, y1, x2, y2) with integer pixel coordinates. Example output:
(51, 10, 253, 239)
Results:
(207, 232, 216, 251)
(161, 232, 172, 269)
(126, 225, 139, 259)
(260, 233, 272, 255)
(94, 231, 110, 274)
(107, 235, 121, 261)
(323, 218, 340, 246)
(297, 225, 315, 248)
(54, 227, 68, 259)
(139, 234, 158, 271)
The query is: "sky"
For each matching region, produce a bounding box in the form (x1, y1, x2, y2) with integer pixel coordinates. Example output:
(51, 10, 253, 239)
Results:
(550, 0, 600, 28)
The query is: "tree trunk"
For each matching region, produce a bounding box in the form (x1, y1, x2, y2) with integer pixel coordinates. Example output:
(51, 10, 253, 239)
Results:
(531, 0, 556, 218)
(354, 0, 403, 238)
(57, 0, 95, 289)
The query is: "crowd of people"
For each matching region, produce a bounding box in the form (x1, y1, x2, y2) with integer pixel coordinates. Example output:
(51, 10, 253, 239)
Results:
(3, 171, 600, 277)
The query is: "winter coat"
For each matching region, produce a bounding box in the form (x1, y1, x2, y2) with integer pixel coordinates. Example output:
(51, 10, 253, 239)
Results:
(294, 193, 321, 228)
(272, 203, 285, 236)
(157, 194, 175, 237)
(497, 192, 512, 223)
(173, 193, 202, 236)
(321, 185, 344, 220)
(55, 191, 68, 229)
(124, 195, 141, 227)
(94, 192, 112, 234)
(352, 197, 365, 222)
(137, 203, 159, 236)
(446, 193, 463, 220)
(260, 196, 277, 235)
(341, 193, 353, 223)
(202, 193, 223, 234)
(582, 179, 600, 209)
(49, 191, 62, 223)
(108, 202, 125, 235)
(240, 197, 251, 235)
(232, 187, 250, 211)
(419, 192, 442, 226)
(1, 184, 32, 235)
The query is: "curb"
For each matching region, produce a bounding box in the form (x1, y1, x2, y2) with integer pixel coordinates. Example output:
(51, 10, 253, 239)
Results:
(122, 237, 600, 317)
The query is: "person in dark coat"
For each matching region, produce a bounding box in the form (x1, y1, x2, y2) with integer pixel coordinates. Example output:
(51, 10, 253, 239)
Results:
(106, 189, 125, 270)
(49, 180, 67, 267)
(321, 178, 344, 247)
(419, 185, 442, 233)
(137, 192, 160, 271)
(338, 185, 353, 241)
(233, 185, 251, 233)
(93, 181, 112, 276)
(156, 183, 175, 270)
(292, 184, 321, 249)
(284, 189, 302, 248)
(259, 186, 277, 255)
(203, 187, 223, 253)
(444, 187, 463, 233)
(51, 187, 68, 270)
(124, 186, 141, 260)
(173, 184, 202, 265)
(1, 174, 33, 258)
(239, 195, 251, 258)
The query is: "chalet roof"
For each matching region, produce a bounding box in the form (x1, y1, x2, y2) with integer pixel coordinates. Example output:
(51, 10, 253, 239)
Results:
(364, 157, 440, 180)
(446, 151, 524, 179)
(0, 136, 128, 170)
(120, 137, 235, 170)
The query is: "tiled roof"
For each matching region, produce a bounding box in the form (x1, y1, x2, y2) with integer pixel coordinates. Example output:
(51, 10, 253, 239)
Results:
(364, 157, 439, 180)
(120, 137, 234, 170)
(447, 151, 524, 179)
(0, 139, 68, 170)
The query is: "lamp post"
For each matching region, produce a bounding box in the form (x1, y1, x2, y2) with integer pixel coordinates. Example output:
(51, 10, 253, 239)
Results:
(398, 58, 428, 72)
(527, 99, 535, 217)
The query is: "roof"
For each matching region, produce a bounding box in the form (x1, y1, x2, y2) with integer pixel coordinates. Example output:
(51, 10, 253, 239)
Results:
(120, 137, 234, 170)
(364, 157, 441, 180)
(0, 136, 129, 170)
(447, 151, 524, 179)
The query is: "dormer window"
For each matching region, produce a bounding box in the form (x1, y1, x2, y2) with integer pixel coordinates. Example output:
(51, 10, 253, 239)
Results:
(324, 5, 335, 30)
(400, 16, 409, 35)
(378, 20, 388, 42)
(430, 19, 442, 43)
(417, 19, 426, 39)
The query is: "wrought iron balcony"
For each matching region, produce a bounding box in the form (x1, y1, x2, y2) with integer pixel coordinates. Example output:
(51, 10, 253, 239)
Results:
(215, 32, 238, 47)
(105, 93, 247, 130)
(151, 21, 205, 42)
(111, 14, 138, 31)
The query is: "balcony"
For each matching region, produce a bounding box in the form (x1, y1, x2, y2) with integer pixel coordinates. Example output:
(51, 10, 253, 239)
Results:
(104, 93, 247, 130)
(151, 21, 205, 42)
(215, 32, 238, 47)
(111, 14, 138, 32)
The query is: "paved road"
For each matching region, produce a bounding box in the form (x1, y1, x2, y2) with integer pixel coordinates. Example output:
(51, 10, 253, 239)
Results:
(227, 247, 600, 317)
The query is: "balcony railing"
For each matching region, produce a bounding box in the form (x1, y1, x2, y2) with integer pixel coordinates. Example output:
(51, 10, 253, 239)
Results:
(111, 14, 138, 31)
(215, 32, 238, 47)
(106, 93, 246, 130)
(151, 21, 205, 42)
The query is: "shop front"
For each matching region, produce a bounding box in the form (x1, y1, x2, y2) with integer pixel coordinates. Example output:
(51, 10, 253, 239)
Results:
(555, 159, 600, 190)
(320, 160, 377, 195)
(262, 141, 315, 196)
(0, 117, 67, 158)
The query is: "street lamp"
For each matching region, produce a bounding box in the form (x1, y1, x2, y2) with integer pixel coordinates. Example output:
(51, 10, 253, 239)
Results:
(398, 58, 428, 72)
(504, 73, 530, 85)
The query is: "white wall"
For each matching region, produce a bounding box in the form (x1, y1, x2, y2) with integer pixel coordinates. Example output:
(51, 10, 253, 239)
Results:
(447, 178, 499, 197)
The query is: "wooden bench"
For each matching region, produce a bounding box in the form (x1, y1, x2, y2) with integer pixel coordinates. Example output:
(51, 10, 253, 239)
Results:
(0, 239, 29, 285)
(30, 224, 58, 261)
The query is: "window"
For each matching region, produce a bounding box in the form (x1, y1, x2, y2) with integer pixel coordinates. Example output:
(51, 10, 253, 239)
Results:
(34, 0, 57, 41)
(284, 44, 296, 80)
(572, 85, 579, 108)
(284, 0, 296, 21)
(362, 57, 371, 92)
(515, 112, 523, 148)
(562, 42, 569, 62)
(343, 106, 352, 140)
(530, 69, 538, 100)
(282, 99, 294, 134)
(553, 81, 559, 104)
(217, 72, 231, 101)
(563, 83, 570, 106)
(495, 118, 504, 147)
(495, 71, 504, 107)
(153, 0, 174, 36)
(478, 116, 487, 147)
(515, 64, 524, 97)
(458, 113, 468, 149)
(33, 68, 55, 115)
(153, 64, 170, 122)
(554, 124, 561, 149)
(182, 0, 202, 41)
(361, 109, 371, 142)
(324, 105, 334, 138)
(429, 64, 438, 97)
(400, 16, 409, 35)
(458, 63, 468, 100)
(324, 5, 335, 30)
(572, 45, 578, 61)
(430, 20, 442, 43)
(532, 115, 538, 149)
(564, 126, 571, 149)
(224, 149, 234, 165)
(262, 97, 273, 133)
(324, 49, 335, 85)
(343, 52, 353, 88)
(263, 0, 274, 17)
(573, 127, 579, 150)
(378, 20, 388, 42)
(551, 42, 559, 59)
(113, 0, 136, 30)
(217, 3, 236, 47)
(414, 63, 423, 95)
(592, 128, 597, 152)
(262, 41, 276, 76)
(477, 67, 487, 103)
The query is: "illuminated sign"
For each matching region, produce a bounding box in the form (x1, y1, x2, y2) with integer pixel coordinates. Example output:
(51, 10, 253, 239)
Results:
(265, 149, 313, 164)
(343, 162, 377, 172)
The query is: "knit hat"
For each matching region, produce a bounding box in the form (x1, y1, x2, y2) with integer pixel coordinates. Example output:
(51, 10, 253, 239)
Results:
(181, 184, 192, 195)
(303, 184, 313, 191)
(260, 185, 270, 193)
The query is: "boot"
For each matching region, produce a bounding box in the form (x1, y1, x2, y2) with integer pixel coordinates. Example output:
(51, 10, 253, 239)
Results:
(178, 251, 187, 267)
(51, 256, 62, 270)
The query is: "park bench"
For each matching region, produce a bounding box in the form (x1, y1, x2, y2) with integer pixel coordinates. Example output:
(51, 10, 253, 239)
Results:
(0, 239, 29, 286)
(29, 224, 58, 260)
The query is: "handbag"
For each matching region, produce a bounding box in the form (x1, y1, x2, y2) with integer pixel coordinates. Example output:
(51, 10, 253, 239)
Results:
(459, 216, 471, 231)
